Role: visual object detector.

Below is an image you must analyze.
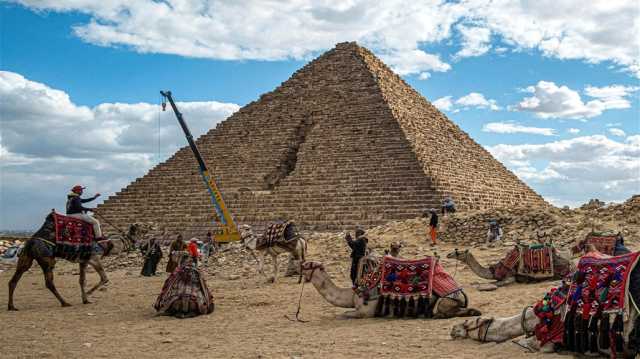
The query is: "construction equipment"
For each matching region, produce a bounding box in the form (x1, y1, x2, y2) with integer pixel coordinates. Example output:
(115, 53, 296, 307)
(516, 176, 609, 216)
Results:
(160, 90, 241, 242)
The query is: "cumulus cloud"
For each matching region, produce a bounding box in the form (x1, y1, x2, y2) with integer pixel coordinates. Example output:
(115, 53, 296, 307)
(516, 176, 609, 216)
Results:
(608, 128, 627, 137)
(432, 96, 453, 111)
(482, 122, 556, 136)
(10, 0, 640, 77)
(488, 135, 640, 205)
(0, 71, 239, 229)
(513, 81, 636, 119)
(568, 128, 581, 134)
(433, 92, 500, 112)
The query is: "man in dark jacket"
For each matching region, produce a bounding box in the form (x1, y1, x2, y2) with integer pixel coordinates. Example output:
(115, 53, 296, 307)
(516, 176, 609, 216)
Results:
(346, 228, 368, 286)
(66, 185, 103, 239)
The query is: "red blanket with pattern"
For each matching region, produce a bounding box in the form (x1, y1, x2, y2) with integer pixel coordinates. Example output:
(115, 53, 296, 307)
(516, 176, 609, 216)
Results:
(53, 213, 95, 260)
(520, 246, 554, 278)
(568, 251, 640, 316)
(379, 256, 461, 299)
(586, 236, 617, 256)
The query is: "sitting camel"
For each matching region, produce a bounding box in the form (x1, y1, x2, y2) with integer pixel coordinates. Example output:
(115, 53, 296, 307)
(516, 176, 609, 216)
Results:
(450, 251, 640, 358)
(7, 212, 131, 310)
(241, 222, 307, 283)
(446, 247, 572, 287)
(300, 260, 481, 319)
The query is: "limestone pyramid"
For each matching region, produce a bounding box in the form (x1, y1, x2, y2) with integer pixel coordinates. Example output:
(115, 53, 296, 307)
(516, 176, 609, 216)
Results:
(97, 42, 547, 234)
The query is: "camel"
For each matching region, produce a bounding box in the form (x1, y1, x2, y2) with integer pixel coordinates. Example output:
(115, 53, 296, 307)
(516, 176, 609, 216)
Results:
(7, 212, 133, 311)
(300, 260, 481, 319)
(446, 248, 572, 287)
(241, 223, 307, 283)
(450, 252, 640, 358)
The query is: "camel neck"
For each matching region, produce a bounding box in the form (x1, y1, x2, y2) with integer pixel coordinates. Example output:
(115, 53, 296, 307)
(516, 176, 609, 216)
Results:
(309, 270, 355, 308)
(461, 252, 495, 279)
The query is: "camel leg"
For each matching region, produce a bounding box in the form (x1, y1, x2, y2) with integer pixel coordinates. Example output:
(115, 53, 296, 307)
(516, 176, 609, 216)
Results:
(37, 257, 71, 307)
(256, 252, 266, 277)
(86, 259, 109, 296)
(270, 253, 279, 283)
(7, 255, 34, 311)
(79, 262, 90, 304)
(495, 276, 516, 287)
(433, 298, 481, 319)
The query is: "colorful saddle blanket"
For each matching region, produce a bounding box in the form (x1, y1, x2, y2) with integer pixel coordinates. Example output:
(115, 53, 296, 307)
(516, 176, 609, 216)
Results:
(255, 221, 299, 250)
(568, 251, 640, 316)
(52, 213, 95, 261)
(519, 245, 554, 278)
(379, 256, 462, 299)
(585, 235, 617, 256)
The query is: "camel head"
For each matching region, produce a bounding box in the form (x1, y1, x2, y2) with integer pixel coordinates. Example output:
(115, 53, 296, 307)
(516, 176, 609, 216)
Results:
(388, 241, 403, 257)
(300, 261, 325, 283)
(446, 248, 469, 261)
(450, 317, 493, 340)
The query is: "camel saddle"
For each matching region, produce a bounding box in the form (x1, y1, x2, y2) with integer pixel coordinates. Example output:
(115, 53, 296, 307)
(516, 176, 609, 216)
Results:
(254, 220, 300, 250)
(51, 213, 96, 261)
(583, 233, 618, 256)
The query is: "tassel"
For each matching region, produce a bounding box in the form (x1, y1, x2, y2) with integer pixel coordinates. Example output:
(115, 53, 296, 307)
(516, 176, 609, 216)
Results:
(374, 296, 384, 317)
(398, 298, 407, 318)
(407, 297, 416, 318)
(416, 296, 426, 317)
(383, 296, 391, 317)
(425, 297, 434, 318)
(599, 313, 610, 349)
(613, 313, 624, 353)
(588, 315, 599, 353)
(393, 298, 401, 318)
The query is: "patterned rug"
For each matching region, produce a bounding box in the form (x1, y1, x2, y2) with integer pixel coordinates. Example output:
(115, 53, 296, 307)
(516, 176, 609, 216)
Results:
(519, 245, 554, 279)
(255, 220, 299, 250)
(52, 213, 95, 261)
(379, 256, 462, 298)
(534, 283, 570, 346)
(586, 235, 618, 256)
(491, 247, 520, 280)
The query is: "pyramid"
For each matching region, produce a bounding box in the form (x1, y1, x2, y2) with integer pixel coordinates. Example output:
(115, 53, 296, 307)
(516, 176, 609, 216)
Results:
(97, 42, 547, 234)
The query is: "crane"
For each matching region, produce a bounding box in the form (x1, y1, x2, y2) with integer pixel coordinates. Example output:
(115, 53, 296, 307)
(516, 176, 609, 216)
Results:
(160, 90, 241, 242)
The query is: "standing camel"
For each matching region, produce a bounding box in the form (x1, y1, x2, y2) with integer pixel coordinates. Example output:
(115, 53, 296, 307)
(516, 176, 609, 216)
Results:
(7, 213, 131, 311)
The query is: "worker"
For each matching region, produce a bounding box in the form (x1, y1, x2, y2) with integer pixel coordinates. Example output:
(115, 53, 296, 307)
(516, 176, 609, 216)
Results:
(487, 220, 503, 242)
(66, 185, 103, 239)
(441, 196, 456, 216)
(345, 228, 368, 286)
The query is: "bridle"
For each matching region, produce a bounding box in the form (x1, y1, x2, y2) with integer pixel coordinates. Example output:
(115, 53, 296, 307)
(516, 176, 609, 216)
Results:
(462, 317, 494, 342)
(287, 261, 323, 323)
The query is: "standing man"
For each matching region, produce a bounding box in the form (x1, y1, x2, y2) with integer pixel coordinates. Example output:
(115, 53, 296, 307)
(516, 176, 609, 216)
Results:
(428, 209, 438, 246)
(486, 220, 503, 243)
(345, 227, 368, 287)
(441, 196, 456, 216)
(66, 185, 103, 239)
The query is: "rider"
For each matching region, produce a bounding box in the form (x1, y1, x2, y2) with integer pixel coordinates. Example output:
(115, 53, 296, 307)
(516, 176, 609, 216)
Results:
(66, 185, 103, 239)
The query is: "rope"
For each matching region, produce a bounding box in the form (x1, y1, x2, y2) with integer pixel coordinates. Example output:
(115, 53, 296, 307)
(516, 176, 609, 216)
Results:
(285, 279, 309, 323)
(93, 212, 134, 251)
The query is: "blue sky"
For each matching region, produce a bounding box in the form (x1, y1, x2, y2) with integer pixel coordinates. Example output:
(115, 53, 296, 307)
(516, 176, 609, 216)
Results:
(1, 1, 639, 230)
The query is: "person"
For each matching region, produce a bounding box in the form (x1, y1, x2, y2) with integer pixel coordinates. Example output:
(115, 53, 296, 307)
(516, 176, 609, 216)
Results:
(66, 185, 103, 239)
(141, 237, 163, 276)
(188, 238, 201, 267)
(153, 251, 215, 318)
(614, 232, 630, 255)
(486, 220, 503, 243)
(423, 209, 438, 246)
(345, 227, 368, 286)
(441, 196, 456, 216)
(166, 234, 186, 273)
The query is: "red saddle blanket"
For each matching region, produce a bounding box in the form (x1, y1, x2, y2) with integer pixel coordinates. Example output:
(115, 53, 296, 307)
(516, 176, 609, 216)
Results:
(520, 246, 554, 277)
(379, 256, 461, 299)
(568, 251, 640, 316)
(52, 213, 95, 260)
(586, 235, 617, 256)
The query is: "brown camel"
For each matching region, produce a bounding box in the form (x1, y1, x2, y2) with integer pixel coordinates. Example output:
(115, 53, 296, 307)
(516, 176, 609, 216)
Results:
(446, 248, 572, 287)
(7, 213, 132, 311)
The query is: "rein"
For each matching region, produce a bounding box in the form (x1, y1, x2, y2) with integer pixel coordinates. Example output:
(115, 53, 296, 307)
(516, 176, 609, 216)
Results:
(286, 263, 320, 323)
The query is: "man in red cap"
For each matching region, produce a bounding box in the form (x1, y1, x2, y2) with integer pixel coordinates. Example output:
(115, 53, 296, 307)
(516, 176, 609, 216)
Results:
(66, 185, 103, 239)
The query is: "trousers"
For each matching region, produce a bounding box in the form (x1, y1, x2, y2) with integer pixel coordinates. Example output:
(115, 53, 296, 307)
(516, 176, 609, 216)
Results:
(68, 213, 103, 238)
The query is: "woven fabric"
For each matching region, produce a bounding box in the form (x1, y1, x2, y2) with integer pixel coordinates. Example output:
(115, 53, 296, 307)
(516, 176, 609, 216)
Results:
(52, 213, 95, 261)
(534, 284, 570, 345)
(491, 247, 520, 280)
(586, 236, 617, 256)
(154, 256, 214, 317)
(380, 256, 435, 299)
(255, 221, 298, 250)
(519, 246, 554, 278)
(432, 262, 463, 297)
(568, 251, 640, 316)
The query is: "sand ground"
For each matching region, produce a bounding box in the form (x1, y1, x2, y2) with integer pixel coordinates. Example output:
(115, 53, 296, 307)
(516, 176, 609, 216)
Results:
(0, 240, 593, 359)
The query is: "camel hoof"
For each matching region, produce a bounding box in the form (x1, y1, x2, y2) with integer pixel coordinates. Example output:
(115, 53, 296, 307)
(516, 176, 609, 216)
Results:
(83, 300, 92, 304)
(267, 277, 275, 283)
(7, 306, 18, 311)
(61, 302, 72, 307)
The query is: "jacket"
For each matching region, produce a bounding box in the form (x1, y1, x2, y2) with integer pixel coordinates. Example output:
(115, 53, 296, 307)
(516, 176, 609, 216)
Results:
(346, 234, 367, 258)
(66, 193, 98, 214)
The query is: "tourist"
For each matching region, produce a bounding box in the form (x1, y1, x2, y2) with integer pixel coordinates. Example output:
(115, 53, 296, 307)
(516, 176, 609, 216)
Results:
(166, 234, 186, 273)
(426, 209, 438, 246)
(345, 227, 368, 286)
(141, 237, 163, 276)
(66, 185, 104, 239)
(486, 220, 503, 243)
(154, 250, 215, 318)
(441, 196, 456, 216)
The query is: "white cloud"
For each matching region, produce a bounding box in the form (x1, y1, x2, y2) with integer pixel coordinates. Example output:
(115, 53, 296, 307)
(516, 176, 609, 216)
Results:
(568, 128, 581, 134)
(513, 81, 636, 119)
(488, 135, 640, 205)
(608, 128, 626, 137)
(455, 24, 491, 59)
(379, 49, 450, 76)
(11, 1, 640, 77)
(455, 92, 500, 110)
(0, 71, 239, 230)
(482, 122, 555, 136)
(418, 72, 431, 80)
(432, 96, 453, 111)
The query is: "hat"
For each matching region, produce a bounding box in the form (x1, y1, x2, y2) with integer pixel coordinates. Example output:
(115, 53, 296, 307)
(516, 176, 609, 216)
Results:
(71, 185, 86, 194)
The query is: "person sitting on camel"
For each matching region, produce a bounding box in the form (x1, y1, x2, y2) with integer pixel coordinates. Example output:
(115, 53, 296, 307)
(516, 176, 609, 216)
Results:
(345, 227, 368, 287)
(66, 185, 103, 239)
